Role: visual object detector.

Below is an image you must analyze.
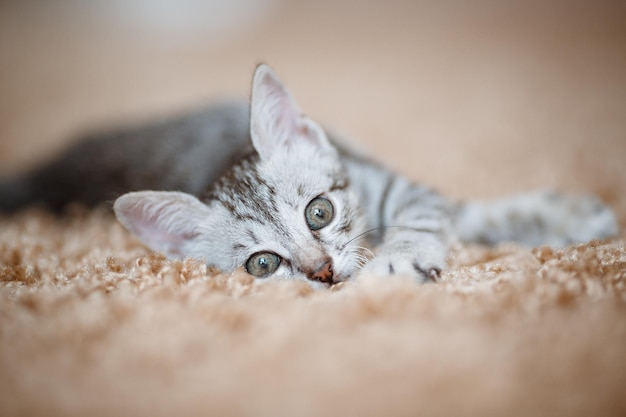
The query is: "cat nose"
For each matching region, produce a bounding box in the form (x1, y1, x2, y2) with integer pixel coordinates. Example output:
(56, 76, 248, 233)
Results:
(308, 259, 334, 285)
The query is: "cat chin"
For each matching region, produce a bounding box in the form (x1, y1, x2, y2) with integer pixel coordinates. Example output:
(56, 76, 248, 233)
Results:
(255, 274, 331, 290)
(264, 264, 356, 289)
(305, 280, 333, 290)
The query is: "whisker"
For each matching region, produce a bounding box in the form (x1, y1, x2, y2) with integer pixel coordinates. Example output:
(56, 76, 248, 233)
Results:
(356, 245, 374, 259)
(345, 225, 439, 246)
(342, 242, 374, 271)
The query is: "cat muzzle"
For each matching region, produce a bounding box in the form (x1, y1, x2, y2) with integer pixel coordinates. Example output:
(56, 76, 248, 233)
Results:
(308, 259, 334, 285)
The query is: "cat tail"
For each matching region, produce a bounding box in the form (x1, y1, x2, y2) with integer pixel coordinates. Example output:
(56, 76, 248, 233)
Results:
(453, 189, 619, 247)
(0, 133, 125, 213)
(0, 177, 35, 213)
(0, 160, 95, 213)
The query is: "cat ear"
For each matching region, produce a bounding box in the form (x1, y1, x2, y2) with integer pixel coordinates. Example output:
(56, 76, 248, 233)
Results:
(113, 191, 210, 259)
(250, 64, 331, 160)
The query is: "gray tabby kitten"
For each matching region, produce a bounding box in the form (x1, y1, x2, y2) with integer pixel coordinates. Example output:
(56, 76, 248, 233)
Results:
(0, 65, 618, 288)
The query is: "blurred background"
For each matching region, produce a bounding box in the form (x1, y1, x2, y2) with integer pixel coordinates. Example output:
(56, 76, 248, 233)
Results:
(0, 0, 624, 215)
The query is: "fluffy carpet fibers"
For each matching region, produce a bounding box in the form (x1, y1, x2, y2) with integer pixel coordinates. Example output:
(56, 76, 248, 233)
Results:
(2, 1, 626, 415)
(1, 208, 625, 416)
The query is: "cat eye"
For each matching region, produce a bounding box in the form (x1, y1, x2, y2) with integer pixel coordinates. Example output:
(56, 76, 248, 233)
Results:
(305, 197, 334, 231)
(245, 252, 281, 277)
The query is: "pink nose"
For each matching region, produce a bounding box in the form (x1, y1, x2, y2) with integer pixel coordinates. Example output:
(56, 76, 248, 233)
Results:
(309, 260, 334, 284)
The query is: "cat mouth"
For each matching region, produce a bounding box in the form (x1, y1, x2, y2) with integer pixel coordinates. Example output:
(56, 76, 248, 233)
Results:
(331, 272, 349, 283)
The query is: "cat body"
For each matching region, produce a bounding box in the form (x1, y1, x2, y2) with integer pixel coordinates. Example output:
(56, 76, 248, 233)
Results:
(0, 65, 618, 288)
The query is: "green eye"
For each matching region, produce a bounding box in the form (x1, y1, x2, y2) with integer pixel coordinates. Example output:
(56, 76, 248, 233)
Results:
(305, 197, 334, 231)
(245, 252, 281, 277)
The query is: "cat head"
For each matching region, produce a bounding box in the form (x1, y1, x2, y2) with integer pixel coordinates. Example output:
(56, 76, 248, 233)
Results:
(114, 64, 368, 288)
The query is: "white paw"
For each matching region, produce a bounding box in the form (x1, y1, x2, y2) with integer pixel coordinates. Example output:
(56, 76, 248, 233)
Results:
(359, 252, 443, 284)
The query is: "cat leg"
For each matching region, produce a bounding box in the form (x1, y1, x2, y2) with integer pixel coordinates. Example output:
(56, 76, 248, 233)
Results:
(454, 190, 619, 247)
(359, 175, 452, 283)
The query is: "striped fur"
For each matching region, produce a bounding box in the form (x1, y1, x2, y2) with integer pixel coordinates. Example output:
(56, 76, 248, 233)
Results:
(0, 65, 619, 288)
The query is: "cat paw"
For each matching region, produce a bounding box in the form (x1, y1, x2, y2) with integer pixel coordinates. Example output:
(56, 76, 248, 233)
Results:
(472, 190, 620, 247)
(540, 191, 619, 246)
(359, 253, 443, 284)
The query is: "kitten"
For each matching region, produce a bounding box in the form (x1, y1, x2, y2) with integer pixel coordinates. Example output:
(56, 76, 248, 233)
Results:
(0, 65, 618, 288)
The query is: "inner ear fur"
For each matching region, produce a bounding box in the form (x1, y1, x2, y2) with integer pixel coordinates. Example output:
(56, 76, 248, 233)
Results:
(114, 191, 211, 258)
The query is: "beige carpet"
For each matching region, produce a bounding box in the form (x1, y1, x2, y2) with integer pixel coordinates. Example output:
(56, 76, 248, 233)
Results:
(1, 1, 625, 415)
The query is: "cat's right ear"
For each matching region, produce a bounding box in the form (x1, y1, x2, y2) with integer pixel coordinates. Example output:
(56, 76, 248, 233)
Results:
(114, 191, 210, 259)
(250, 64, 332, 160)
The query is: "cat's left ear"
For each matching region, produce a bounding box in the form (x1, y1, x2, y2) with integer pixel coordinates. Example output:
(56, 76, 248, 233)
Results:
(113, 191, 211, 259)
(250, 64, 332, 160)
